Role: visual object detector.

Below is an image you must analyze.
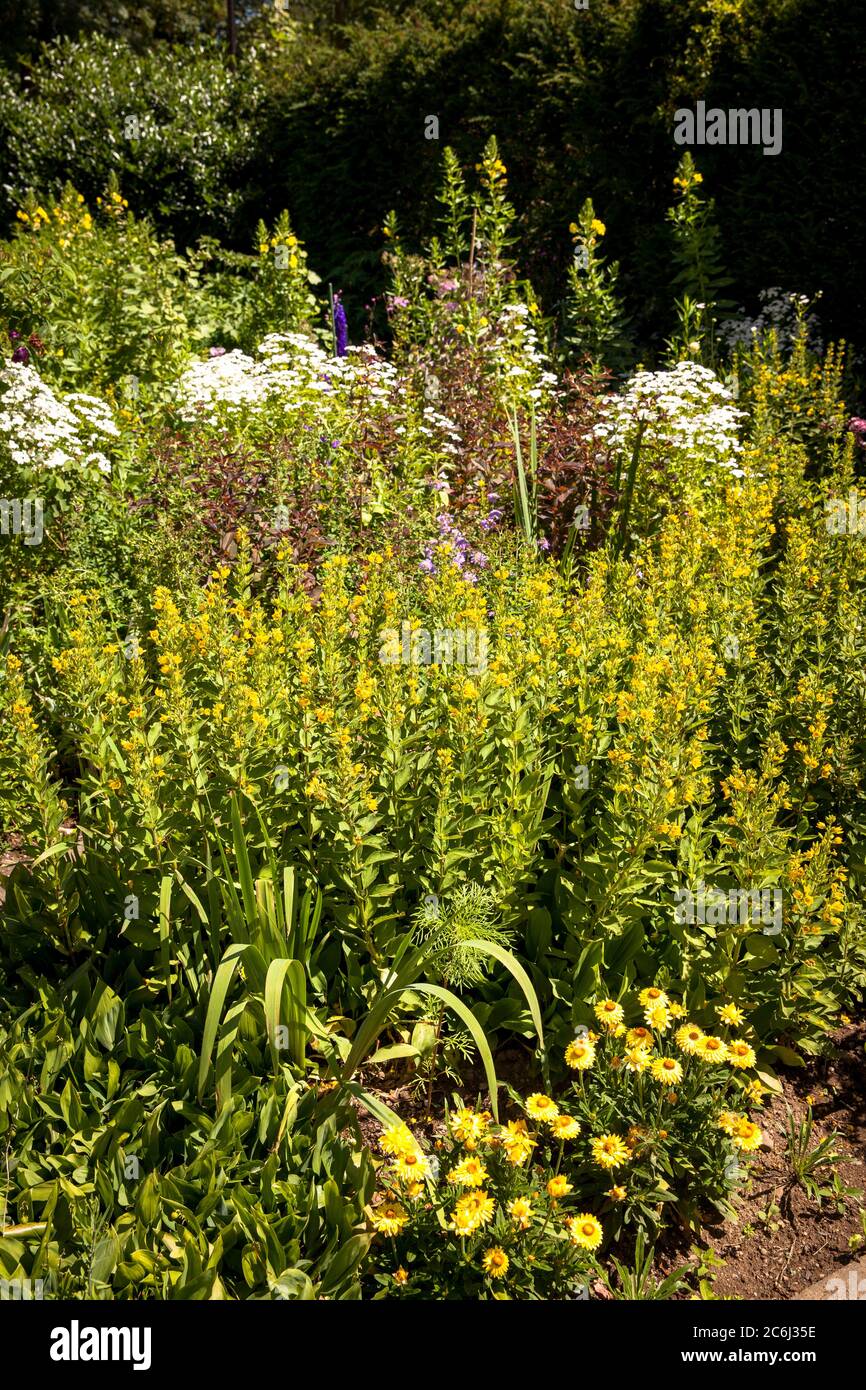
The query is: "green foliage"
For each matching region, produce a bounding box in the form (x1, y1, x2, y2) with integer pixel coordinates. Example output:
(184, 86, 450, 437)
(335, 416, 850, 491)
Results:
(565, 198, 630, 374)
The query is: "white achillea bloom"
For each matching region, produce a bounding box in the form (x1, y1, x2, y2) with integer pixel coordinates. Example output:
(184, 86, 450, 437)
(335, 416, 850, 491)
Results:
(591, 360, 745, 476)
(177, 332, 462, 450)
(487, 303, 558, 406)
(0, 360, 117, 473)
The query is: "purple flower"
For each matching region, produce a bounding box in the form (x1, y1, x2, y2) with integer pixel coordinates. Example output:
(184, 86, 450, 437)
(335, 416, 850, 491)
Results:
(419, 557, 436, 574)
(333, 295, 348, 357)
(848, 417, 866, 446)
(11, 346, 29, 364)
(9, 330, 20, 342)
(538, 537, 550, 552)
(209, 346, 227, 357)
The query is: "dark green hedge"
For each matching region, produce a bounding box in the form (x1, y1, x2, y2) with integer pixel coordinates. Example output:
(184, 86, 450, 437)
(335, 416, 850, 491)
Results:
(1, 0, 863, 354)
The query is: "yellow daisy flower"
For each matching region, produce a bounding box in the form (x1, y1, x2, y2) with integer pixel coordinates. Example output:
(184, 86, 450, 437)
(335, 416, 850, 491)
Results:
(651, 1056, 683, 1086)
(526, 1093, 559, 1122)
(566, 1214, 603, 1250)
(594, 999, 625, 1030)
(591, 1134, 630, 1170)
(547, 1175, 573, 1200)
(482, 1247, 510, 1278)
(508, 1197, 533, 1230)
(717, 1003, 745, 1027)
(676, 1022, 704, 1054)
(369, 1201, 409, 1236)
(732, 1119, 763, 1152)
(550, 1114, 581, 1141)
(727, 1040, 757, 1069)
(697, 1035, 729, 1063)
(447, 1155, 489, 1188)
(565, 1038, 596, 1070)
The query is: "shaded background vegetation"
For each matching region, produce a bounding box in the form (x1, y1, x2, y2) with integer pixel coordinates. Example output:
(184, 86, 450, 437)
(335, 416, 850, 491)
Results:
(0, 0, 863, 356)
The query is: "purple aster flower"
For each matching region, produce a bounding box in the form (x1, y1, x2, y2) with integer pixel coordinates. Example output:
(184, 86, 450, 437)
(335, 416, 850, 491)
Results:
(209, 346, 227, 357)
(419, 557, 436, 574)
(333, 295, 348, 357)
(538, 537, 550, 552)
(9, 330, 20, 342)
(11, 346, 29, 364)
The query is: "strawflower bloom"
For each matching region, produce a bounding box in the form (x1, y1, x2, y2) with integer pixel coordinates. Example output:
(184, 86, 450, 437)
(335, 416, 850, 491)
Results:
(565, 1038, 596, 1070)
(732, 1119, 763, 1152)
(369, 1201, 409, 1237)
(508, 1197, 533, 1230)
(697, 1035, 729, 1064)
(717, 1003, 745, 1027)
(501, 1120, 535, 1166)
(651, 1056, 683, 1086)
(594, 998, 625, 1030)
(567, 1214, 603, 1250)
(482, 1247, 510, 1279)
(447, 1155, 489, 1188)
(676, 1023, 704, 1055)
(550, 1114, 581, 1141)
(727, 1039, 757, 1069)
(526, 1093, 559, 1122)
(591, 1134, 630, 1169)
(547, 1175, 573, 1200)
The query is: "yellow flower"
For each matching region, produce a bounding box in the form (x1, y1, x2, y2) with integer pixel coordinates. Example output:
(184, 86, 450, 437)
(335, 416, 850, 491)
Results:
(449, 1106, 490, 1147)
(380, 1122, 418, 1158)
(482, 1247, 509, 1279)
(606, 1186, 627, 1202)
(717, 1110, 740, 1137)
(626, 1026, 652, 1049)
(591, 1134, 630, 1170)
(644, 1002, 671, 1033)
(717, 1003, 745, 1027)
(453, 1189, 495, 1230)
(651, 1057, 683, 1087)
(547, 1175, 572, 1200)
(590, 218, 606, 237)
(697, 1035, 729, 1064)
(447, 1155, 489, 1188)
(369, 1200, 409, 1236)
(623, 1047, 651, 1074)
(566, 1214, 603, 1250)
(639, 986, 670, 1009)
(508, 1197, 533, 1230)
(727, 1040, 756, 1070)
(676, 1022, 704, 1055)
(393, 1267, 409, 1285)
(732, 1119, 763, 1152)
(392, 1148, 431, 1183)
(568, 221, 579, 234)
(501, 1120, 535, 1166)
(565, 1038, 596, 1070)
(594, 998, 624, 1030)
(526, 1093, 559, 1122)
(550, 1114, 581, 1141)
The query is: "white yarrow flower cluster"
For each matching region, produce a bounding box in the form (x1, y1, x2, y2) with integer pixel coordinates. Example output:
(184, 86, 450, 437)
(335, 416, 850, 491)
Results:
(489, 303, 558, 405)
(592, 361, 745, 476)
(0, 360, 118, 474)
(176, 332, 462, 450)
